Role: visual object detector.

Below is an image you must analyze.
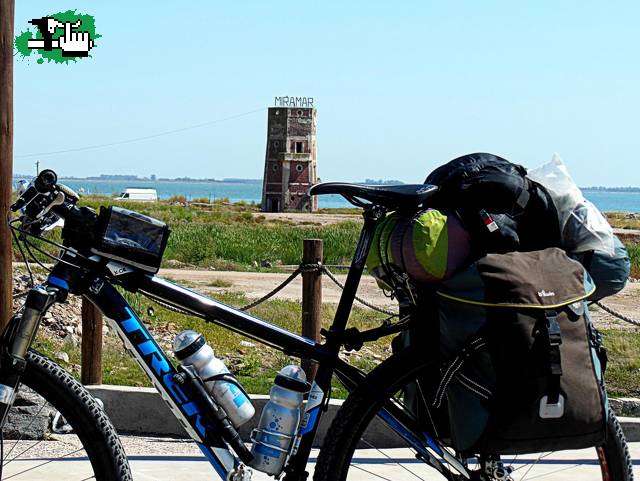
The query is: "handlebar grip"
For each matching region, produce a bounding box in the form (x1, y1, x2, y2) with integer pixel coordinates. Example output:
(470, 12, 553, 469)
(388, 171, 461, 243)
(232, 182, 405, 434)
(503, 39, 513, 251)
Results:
(58, 183, 79, 201)
(34, 169, 57, 193)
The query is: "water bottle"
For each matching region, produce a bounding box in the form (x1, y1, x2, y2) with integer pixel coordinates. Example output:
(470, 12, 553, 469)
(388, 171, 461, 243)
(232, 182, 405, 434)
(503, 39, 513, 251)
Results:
(250, 365, 309, 475)
(173, 330, 255, 428)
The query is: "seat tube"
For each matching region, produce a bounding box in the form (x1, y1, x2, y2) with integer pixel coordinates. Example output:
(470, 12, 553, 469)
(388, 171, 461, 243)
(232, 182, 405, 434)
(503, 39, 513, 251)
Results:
(282, 206, 385, 481)
(327, 205, 385, 340)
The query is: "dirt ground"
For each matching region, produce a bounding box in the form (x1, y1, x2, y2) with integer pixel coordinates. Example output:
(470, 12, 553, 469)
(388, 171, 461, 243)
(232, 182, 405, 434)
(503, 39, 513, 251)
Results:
(159, 268, 640, 329)
(254, 212, 361, 225)
(159, 268, 398, 312)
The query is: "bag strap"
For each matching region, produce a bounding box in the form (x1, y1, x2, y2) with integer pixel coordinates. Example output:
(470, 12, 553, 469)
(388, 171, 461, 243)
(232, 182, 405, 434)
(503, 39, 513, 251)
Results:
(379, 214, 416, 304)
(433, 335, 488, 408)
(543, 309, 563, 404)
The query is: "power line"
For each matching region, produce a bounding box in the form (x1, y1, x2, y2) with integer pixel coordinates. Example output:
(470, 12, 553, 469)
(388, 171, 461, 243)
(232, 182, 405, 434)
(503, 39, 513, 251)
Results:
(15, 107, 266, 159)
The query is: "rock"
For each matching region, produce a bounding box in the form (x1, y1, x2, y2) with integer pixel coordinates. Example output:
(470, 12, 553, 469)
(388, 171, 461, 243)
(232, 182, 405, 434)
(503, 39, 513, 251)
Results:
(165, 259, 185, 268)
(610, 397, 640, 417)
(260, 260, 272, 268)
(3, 387, 55, 440)
(55, 351, 70, 363)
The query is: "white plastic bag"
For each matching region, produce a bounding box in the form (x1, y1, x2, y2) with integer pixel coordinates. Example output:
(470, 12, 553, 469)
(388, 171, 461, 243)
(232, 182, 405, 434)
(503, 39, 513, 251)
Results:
(527, 154, 614, 255)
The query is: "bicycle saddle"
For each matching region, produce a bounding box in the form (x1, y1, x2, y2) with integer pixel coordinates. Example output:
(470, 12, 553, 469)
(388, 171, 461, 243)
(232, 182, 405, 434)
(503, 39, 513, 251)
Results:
(309, 182, 438, 210)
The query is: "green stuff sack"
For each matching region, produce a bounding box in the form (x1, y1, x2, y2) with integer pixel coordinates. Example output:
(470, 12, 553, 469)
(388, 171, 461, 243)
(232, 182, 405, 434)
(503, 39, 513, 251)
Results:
(367, 209, 471, 291)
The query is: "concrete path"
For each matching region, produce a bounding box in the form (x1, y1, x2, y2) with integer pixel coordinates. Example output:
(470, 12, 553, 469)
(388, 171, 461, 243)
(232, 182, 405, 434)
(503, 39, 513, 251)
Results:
(2, 436, 639, 480)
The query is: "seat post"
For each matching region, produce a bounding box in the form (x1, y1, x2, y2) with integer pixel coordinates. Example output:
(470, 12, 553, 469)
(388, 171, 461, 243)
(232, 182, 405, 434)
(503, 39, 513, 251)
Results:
(325, 205, 385, 347)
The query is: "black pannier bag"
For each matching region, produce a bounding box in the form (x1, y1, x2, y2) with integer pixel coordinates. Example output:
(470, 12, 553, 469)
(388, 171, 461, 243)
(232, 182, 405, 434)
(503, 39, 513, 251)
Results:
(424, 153, 561, 256)
(423, 248, 607, 454)
(91, 206, 170, 273)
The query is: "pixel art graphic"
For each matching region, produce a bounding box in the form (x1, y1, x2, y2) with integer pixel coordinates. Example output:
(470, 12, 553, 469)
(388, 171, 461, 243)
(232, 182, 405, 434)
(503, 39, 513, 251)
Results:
(15, 10, 99, 64)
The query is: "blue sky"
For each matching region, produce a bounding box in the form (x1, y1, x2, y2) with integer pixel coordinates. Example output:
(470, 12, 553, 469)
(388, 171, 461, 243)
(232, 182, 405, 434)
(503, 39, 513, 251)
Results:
(13, 1, 640, 185)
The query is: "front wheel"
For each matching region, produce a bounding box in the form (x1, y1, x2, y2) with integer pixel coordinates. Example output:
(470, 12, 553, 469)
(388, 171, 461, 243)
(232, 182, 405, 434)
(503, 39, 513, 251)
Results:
(1, 350, 132, 480)
(315, 347, 633, 481)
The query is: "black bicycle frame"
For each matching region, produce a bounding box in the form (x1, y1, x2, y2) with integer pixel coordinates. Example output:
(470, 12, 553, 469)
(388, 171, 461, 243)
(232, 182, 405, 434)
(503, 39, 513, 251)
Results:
(38, 206, 463, 480)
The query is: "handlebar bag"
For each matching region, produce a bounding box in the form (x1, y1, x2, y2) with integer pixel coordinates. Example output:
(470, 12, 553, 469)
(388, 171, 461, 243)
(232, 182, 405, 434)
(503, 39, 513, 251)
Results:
(92, 206, 170, 273)
(432, 248, 606, 454)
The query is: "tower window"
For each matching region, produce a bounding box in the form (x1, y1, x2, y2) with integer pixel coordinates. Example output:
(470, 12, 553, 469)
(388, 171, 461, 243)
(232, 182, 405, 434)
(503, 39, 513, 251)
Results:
(296, 164, 304, 172)
(295, 142, 304, 153)
(273, 140, 280, 148)
(297, 110, 303, 116)
(272, 164, 278, 171)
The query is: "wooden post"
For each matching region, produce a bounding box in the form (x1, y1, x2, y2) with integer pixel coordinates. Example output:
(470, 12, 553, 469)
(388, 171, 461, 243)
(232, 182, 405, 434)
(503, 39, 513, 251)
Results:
(301, 239, 323, 382)
(81, 298, 103, 385)
(0, 1, 14, 331)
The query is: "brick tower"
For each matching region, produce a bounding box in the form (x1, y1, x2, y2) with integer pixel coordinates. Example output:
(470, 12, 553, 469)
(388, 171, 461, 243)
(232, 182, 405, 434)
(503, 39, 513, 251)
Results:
(261, 107, 318, 212)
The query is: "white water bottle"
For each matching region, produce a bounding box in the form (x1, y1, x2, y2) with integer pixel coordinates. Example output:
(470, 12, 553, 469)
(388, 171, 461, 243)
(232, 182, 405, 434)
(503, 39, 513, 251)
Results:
(250, 365, 309, 475)
(173, 330, 255, 428)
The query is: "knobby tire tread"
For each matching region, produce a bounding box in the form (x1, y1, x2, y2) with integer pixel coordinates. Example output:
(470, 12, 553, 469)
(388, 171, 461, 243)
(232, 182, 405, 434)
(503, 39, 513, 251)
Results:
(5, 350, 132, 481)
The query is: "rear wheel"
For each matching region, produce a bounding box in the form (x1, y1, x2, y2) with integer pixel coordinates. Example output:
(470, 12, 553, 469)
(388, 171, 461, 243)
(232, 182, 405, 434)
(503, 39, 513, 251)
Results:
(1, 350, 132, 480)
(315, 347, 633, 481)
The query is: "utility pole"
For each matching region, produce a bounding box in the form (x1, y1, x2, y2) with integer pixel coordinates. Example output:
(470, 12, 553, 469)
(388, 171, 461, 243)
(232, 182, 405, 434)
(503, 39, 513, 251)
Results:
(0, 0, 15, 330)
(35, 160, 40, 175)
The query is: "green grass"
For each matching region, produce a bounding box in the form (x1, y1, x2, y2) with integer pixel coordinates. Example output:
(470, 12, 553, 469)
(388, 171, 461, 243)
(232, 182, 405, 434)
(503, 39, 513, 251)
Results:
(600, 328, 640, 398)
(626, 243, 640, 278)
(165, 221, 360, 267)
(11, 197, 362, 270)
(607, 212, 640, 230)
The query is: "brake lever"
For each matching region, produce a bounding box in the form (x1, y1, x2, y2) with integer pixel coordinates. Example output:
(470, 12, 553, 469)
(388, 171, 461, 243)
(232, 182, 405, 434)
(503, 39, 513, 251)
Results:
(37, 191, 65, 219)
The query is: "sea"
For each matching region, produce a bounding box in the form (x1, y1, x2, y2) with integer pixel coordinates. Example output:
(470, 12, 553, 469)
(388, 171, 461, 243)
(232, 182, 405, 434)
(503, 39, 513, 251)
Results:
(12, 178, 640, 212)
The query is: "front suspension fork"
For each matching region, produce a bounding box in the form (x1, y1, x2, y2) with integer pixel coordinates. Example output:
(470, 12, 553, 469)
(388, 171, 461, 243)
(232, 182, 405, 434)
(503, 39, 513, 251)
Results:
(0, 285, 62, 427)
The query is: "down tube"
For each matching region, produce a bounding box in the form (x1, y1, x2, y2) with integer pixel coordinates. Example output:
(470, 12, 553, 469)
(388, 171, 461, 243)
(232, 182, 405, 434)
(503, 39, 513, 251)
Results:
(86, 280, 236, 480)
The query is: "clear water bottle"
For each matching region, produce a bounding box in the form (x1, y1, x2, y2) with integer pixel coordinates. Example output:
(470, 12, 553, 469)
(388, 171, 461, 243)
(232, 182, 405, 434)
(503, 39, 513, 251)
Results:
(173, 330, 255, 428)
(250, 365, 309, 475)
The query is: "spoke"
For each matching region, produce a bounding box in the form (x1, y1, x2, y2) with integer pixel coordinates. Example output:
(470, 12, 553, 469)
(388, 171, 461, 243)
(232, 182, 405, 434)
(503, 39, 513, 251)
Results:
(5, 440, 47, 466)
(518, 452, 553, 481)
(2, 447, 85, 480)
(351, 463, 395, 481)
(360, 437, 427, 481)
(523, 463, 582, 480)
(2, 397, 49, 463)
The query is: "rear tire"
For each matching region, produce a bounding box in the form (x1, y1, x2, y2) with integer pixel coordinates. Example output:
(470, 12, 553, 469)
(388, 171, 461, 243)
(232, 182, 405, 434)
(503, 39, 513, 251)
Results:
(1, 350, 132, 480)
(315, 347, 633, 481)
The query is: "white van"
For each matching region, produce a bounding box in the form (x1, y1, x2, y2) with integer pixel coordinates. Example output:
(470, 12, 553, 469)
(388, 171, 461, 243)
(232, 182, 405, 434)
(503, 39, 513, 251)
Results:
(115, 188, 158, 202)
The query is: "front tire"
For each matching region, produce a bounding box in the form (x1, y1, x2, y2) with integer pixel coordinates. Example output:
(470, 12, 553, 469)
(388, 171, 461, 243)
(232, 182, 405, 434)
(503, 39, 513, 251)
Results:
(1, 350, 132, 480)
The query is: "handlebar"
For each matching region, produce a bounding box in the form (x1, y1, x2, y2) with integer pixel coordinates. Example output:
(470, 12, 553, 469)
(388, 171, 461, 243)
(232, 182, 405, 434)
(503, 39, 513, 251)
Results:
(11, 169, 58, 212)
(11, 169, 93, 240)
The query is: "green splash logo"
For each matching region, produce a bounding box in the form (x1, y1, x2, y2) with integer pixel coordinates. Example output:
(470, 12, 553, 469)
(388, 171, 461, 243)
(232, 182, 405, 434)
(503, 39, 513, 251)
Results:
(15, 10, 100, 64)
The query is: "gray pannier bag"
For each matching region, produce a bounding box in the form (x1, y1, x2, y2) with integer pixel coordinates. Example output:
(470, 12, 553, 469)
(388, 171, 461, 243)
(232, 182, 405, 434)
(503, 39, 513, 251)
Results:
(572, 235, 630, 301)
(433, 247, 607, 454)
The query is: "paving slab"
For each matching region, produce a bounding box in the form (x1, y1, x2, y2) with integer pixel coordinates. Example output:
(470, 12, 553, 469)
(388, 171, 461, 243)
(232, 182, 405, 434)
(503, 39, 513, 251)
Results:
(2, 436, 639, 480)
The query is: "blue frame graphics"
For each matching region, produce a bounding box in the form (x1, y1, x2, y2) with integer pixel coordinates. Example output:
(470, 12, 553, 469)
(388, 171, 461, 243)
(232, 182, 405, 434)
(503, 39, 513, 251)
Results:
(86, 281, 236, 479)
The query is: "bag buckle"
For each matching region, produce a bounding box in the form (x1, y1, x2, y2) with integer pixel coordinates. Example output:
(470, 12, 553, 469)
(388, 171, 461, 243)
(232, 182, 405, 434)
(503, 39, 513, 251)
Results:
(539, 394, 565, 419)
(545, 310, 562, 347)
